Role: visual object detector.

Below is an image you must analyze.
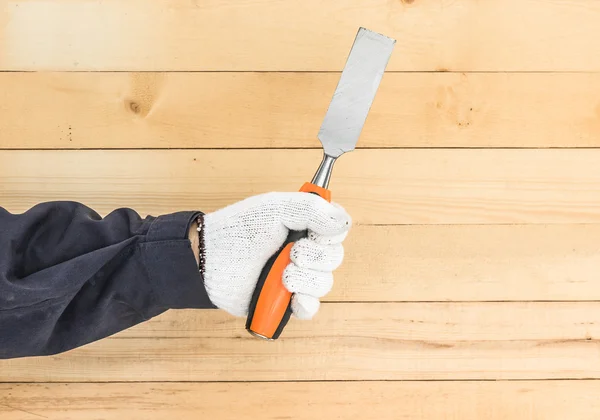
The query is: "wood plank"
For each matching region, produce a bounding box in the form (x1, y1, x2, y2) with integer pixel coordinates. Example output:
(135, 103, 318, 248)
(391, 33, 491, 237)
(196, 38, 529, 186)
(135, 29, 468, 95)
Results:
(1, 303, 600, 381)
(0, 218, 596, 303)
(123, 302, 600, 340)
(2, 149, 600, 225)
(335, 225, 600, 302)
(0, 219, 595, 303)
(1, 0, 600, 71)
(3, 72, 600, 149)
(3, 381, 600, 420)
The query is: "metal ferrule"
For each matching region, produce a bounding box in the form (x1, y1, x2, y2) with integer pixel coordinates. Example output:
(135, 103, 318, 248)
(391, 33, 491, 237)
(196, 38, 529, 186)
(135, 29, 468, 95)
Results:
(311, 154, 337, 189)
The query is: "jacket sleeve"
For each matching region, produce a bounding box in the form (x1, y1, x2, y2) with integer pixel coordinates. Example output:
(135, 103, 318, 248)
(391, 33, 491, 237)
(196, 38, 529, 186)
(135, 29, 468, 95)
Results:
(0, 201, 215, 359)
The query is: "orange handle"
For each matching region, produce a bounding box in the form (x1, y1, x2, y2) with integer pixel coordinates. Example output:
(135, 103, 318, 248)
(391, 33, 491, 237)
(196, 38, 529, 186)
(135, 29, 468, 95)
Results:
(299, 182, 331, 201)
(245, 183, 331, 340)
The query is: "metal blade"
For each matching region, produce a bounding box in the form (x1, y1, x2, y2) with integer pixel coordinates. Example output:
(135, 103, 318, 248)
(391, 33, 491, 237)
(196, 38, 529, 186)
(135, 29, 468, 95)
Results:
(317, 27, 395, 158)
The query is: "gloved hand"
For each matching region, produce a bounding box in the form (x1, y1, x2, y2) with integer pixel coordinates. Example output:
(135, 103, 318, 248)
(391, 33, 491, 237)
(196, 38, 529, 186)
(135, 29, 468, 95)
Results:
(202, 192, 351, 319)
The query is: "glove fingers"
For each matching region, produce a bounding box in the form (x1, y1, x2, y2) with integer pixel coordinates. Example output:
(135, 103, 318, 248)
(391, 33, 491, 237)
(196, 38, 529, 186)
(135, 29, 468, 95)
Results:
(291, 293, 320, 320)
(290, 238, 344, 272)
(280, 194, 351, 237)
(308, 229, 349, 245)
(283, 264, 334, 298)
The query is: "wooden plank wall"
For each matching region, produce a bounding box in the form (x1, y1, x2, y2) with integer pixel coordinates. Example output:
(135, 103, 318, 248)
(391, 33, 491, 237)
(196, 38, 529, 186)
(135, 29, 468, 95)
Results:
(1, 0, 600, 419)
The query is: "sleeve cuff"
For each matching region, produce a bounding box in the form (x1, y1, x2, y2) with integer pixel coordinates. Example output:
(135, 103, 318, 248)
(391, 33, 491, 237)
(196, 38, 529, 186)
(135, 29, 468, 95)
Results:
(141, 211, 216, 310)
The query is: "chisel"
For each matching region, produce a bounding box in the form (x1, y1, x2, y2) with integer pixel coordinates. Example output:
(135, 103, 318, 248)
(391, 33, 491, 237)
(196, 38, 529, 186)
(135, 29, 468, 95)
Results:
(246, 27, 396, 340)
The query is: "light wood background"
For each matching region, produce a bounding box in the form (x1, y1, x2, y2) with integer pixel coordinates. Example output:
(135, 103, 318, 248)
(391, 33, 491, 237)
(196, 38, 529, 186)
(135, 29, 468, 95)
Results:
(2, 0, 600, 419)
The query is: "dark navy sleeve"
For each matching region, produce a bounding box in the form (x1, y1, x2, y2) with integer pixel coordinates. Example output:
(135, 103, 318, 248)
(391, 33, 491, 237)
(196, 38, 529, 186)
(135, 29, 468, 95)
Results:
(0, 202, 215, 359)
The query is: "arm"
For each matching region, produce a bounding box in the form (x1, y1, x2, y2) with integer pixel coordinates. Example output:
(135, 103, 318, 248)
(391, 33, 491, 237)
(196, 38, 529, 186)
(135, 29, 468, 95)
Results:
(0, 202, 214, 359)
(1, 193, 351, 359)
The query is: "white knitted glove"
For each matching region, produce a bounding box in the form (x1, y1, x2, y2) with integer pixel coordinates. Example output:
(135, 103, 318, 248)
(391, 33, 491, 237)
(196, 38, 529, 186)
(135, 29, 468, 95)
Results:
(202, 192, 351, 319)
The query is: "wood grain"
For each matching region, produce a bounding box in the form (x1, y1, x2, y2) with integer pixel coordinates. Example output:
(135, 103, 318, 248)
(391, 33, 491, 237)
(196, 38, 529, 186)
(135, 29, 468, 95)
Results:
(2, 149, 600, 225)
(3, 381, 600, 420)
(1, 302, 600, 382)
(3, 72, 600, 149)
(2, 0, 600, 71)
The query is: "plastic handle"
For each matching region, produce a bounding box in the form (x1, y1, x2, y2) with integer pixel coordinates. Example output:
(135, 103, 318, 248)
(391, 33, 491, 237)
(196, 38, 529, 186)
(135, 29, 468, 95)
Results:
(245, 183, 332, 340)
